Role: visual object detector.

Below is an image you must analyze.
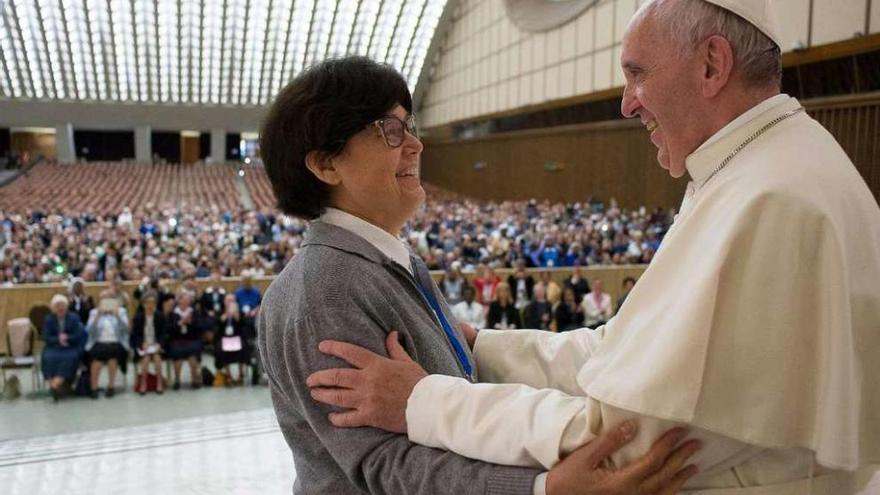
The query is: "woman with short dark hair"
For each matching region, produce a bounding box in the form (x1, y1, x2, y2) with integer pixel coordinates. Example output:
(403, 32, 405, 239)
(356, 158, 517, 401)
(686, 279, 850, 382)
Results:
(259, 56, 515, 494)
(257, 56, 679, 495)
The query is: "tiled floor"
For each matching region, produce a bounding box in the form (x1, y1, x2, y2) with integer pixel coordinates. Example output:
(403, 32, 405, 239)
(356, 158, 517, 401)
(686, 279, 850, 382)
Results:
(0, 362, 295, 495)
(0, 408, 295, 495)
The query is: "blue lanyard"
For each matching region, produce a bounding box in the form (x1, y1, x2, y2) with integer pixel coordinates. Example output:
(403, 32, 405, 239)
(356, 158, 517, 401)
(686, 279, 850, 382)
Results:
(411, 264, 474, 381)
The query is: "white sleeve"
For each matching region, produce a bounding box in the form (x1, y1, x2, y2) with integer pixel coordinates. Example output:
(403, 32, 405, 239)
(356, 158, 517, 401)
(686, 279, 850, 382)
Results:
(407, 376, 768, 481)
(532, 473, 547, 495)
(474, 327, 602, 394)
(406, 374, 600, 469)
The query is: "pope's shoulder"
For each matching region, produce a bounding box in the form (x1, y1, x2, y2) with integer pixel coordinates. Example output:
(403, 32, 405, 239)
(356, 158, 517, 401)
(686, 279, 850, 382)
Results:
(727, 114, 867, 215)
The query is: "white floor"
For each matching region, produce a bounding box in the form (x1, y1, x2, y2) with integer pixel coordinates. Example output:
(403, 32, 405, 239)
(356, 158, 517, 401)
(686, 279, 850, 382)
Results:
(0, 408, 295, 495)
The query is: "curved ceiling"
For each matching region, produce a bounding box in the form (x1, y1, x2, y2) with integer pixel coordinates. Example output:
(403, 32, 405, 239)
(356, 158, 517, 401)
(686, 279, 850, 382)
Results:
(0, 0, 447, 106)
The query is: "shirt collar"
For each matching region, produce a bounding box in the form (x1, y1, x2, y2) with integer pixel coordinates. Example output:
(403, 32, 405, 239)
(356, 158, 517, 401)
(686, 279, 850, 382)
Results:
(319, 207, 413, 274)
(685, 94, 796, 184)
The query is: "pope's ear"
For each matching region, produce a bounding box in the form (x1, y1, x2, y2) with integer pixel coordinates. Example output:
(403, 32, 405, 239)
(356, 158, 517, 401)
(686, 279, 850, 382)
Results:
(305, 150, 341, 186)
(701, 34, 734, 98)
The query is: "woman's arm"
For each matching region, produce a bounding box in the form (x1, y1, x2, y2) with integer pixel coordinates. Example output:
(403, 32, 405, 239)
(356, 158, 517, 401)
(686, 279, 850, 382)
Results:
(42, 316, 59, 346)
(259, 301, 542, 495)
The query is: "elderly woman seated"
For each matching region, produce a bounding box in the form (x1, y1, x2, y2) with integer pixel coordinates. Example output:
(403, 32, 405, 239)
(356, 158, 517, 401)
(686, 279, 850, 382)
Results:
(130, 291, 167, 394)
(166, 289, 202, 390)
(41, 294, 87, 401)
(85, 293, 130, 398)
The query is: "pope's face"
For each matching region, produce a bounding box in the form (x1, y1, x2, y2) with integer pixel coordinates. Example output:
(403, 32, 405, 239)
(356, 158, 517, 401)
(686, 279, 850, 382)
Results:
(620, 15, 705, 178)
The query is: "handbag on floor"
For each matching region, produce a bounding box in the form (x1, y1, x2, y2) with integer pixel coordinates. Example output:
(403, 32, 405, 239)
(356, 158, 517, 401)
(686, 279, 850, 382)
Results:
(2, 375, 21, 400)
(135, 372, 164, 391)
(74, 367, 91, 396)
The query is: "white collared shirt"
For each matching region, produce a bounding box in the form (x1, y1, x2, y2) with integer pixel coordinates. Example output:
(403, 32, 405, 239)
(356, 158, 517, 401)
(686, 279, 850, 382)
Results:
(319, 207, 413, 275)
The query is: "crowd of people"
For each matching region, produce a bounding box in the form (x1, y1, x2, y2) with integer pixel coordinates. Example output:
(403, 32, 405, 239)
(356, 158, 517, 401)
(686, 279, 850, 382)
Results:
(37, 264, 637, 401)
(40, 272, 263, 401)
(443, 263, 637, 333)
(0, 194, 673, 286)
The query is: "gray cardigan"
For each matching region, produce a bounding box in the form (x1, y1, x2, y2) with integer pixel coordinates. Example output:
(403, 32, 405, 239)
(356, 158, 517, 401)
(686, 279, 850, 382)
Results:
(257, 222, 540, 495)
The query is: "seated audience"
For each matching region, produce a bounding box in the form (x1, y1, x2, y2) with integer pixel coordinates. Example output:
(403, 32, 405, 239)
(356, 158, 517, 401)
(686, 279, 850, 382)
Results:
(555, 285, 585, 332)
(214, 294, 248, 386)
(198, 270, 227, 344)
(67, 277, 94, 325)
(1, 183, 671, 287)
(41, 294, 86, 401)
(234, 272, 262, 323)
(130, 292, 167, 395)
(471, 265, 500, 305)
(506, 260, 534, 310)
(85, 294, 130, 398)
(486, 282, 522, 330)
(439, 264, 466, 305)
(617, 276, 637, 314)
(522, 282, 552, 330)
(166, 290, 202, 390)
(582, 278, 613, 328)
(451, 286, 485, 330)
(563, 265, 591, 303)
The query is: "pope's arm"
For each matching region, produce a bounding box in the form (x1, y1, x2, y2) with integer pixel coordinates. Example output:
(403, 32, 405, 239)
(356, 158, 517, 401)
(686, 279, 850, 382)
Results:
(473, 327, 603, 394)
(406, 375, 759, 475)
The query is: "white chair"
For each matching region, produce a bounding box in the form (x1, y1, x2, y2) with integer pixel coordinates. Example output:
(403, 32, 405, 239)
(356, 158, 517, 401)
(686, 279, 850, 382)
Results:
(1, 318, 41, 392)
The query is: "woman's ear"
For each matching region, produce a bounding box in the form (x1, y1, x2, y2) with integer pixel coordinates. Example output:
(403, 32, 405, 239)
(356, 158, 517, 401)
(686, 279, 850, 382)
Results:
(305, 150, 341, 186)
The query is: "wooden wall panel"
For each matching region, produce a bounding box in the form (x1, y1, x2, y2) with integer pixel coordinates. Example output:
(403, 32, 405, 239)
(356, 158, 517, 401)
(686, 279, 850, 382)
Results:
(10, 132, 57, 161)
(422, 119, 687, 209)
(180, 135, 200, 165)
(806, 93, 880, 204)
(422, 93, 880, 207)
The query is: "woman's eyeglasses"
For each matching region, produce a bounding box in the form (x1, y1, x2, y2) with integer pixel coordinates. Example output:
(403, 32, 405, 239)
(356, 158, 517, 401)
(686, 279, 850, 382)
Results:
(370, 115, 418, 148)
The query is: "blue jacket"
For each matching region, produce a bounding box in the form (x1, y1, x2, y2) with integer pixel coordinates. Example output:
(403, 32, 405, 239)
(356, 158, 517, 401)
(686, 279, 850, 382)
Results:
(42, 312, 87, 350)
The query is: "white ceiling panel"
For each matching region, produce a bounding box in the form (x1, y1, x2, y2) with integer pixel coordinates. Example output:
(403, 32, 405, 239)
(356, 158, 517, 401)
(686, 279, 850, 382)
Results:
(0, 0, 447, 105)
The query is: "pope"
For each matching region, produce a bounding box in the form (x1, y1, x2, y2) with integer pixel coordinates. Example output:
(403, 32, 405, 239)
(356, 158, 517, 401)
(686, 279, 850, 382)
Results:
(308, 0, 880, 493)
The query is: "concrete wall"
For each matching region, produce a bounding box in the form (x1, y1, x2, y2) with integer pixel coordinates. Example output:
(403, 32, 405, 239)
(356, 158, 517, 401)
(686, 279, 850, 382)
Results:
(420, 0, 880, 128)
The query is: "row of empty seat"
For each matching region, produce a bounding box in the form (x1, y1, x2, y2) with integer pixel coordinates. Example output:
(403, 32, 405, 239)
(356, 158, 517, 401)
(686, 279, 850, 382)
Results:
(0, 162, 244, 214)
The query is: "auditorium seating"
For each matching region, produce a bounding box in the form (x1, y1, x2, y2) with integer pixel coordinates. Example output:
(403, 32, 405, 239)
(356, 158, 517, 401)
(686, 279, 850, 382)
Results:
(0, 162, 243, 214)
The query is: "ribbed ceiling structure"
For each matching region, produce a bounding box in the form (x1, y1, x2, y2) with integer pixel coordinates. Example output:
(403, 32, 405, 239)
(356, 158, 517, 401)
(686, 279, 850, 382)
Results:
(0, 0, 446, 105)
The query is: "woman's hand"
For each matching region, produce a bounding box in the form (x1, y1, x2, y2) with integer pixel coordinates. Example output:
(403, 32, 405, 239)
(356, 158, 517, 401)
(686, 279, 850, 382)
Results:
(547, 422, 700, 495)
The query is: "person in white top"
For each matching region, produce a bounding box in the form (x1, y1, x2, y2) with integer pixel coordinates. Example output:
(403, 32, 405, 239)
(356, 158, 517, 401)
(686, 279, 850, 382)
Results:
(580, 279, 612, 328)
(451, 286, 486, 330)
(306, 1, 880, 494)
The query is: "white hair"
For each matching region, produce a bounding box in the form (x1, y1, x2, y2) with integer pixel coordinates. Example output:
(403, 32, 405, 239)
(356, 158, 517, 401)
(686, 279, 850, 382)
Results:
(633, 0, 781, 88)
(50, 294, 69, 309)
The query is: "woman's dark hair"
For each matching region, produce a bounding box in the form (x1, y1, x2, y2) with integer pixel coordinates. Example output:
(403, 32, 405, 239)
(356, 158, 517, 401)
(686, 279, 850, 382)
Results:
(260, 56, 413, 219)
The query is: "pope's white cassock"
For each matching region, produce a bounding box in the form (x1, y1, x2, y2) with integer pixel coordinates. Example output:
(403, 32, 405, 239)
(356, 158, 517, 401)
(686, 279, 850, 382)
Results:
(404, 94, 880, 494)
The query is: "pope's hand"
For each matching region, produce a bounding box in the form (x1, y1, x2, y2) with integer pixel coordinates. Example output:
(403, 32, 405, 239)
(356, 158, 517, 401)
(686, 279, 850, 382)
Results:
(307, 331, 427, 433)
(547, 422, 700, 495)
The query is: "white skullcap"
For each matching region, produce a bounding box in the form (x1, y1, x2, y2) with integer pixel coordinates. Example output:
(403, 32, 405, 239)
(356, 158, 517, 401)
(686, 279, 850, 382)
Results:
(704, 0, 782, 47)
